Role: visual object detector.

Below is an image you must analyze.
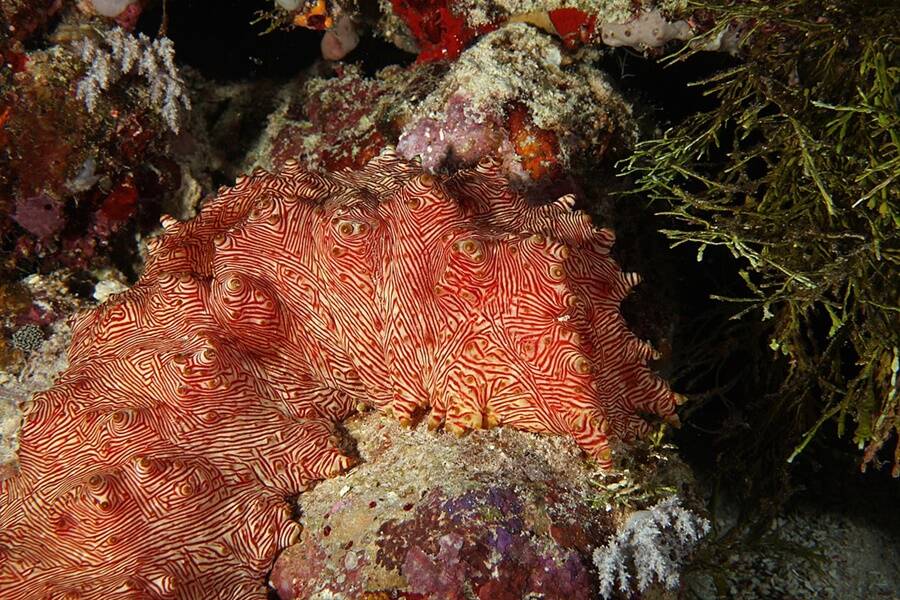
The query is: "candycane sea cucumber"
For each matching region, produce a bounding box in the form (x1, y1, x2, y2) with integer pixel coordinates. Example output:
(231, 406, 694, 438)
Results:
(0, 150, 675, 598)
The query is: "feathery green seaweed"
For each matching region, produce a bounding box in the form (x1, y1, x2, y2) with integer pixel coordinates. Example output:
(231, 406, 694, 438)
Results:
(623, 0, 899, 474)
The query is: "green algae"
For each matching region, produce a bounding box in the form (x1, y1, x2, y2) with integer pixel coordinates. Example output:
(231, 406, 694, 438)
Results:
(622, 0, 899, 475)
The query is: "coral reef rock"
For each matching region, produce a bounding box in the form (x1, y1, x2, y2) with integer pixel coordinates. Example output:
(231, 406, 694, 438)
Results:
(272, 413, 689, 599)
(1, 25, 186, 276)
(257, 63, 439, 174)
(396, 23, 635, 186)
(257, 24, 635, 193)
(0, 150, 675, 598)
(372, 0, 700, 60)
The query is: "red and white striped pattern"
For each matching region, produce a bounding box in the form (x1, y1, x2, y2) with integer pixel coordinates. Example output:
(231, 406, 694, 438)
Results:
(0, 150, 676, 598)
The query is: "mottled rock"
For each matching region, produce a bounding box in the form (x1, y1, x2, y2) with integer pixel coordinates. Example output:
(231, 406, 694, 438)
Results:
(271, 414, 694, 599)
(253, 24, 635, 193)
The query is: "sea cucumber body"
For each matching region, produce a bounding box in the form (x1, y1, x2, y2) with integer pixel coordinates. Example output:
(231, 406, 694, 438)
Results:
(0, 151, 674, 598)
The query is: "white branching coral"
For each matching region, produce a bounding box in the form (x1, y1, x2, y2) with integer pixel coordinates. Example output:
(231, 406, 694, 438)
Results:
(75, 27, 191, 133)
(593, 496, 710, 598)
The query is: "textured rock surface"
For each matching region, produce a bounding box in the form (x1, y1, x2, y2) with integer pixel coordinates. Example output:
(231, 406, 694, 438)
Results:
(396, 23, 636, 186)
(272, 413, 700, 599)
(0, 151, 674, 598)
(271, 414, 624, 599)
(371, 0, 701, 60)
(253, 24, 635, 193)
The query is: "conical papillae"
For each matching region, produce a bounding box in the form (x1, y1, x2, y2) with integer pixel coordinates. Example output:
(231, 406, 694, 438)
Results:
(0, 151, 675, 598)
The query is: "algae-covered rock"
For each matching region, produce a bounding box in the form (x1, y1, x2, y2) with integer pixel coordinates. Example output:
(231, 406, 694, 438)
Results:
(271, 413, 700, 599)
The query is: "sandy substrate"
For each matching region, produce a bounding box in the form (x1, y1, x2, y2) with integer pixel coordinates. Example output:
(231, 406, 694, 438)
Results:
(689, 493, 900, 599)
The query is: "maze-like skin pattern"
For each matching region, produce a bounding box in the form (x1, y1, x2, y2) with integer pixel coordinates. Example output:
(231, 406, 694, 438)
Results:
(0, 151, 675, 599)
